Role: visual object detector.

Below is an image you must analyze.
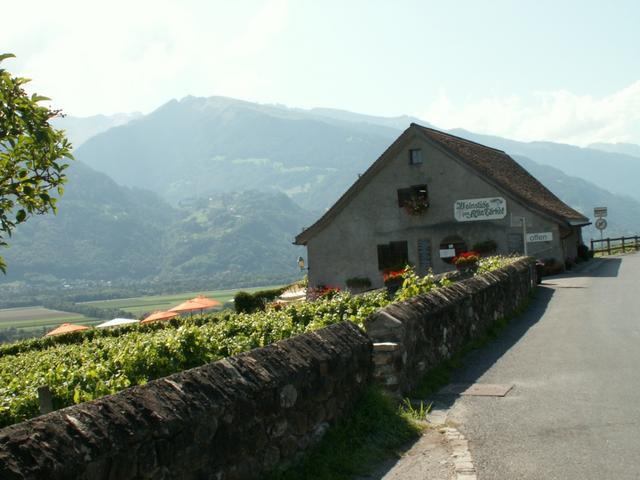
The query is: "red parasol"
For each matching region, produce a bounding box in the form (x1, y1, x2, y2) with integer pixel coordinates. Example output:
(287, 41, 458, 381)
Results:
(45, 323, 90, 337)
(168, 295, 221, 314)
(141, 310, 179, 324)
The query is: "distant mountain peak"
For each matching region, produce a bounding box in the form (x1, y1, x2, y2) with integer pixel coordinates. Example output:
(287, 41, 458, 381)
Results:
(588, 142, 640, 159)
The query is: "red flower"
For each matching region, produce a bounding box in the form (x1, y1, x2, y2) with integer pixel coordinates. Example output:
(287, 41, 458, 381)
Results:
(452, 251, 480, 265)
(383, 268, 409, 283)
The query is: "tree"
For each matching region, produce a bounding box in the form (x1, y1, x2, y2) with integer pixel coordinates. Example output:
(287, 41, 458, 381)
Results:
(0, 53, 73, 272)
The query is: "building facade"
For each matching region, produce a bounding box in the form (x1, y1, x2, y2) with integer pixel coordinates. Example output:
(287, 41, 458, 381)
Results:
(295, 124, 590, 289)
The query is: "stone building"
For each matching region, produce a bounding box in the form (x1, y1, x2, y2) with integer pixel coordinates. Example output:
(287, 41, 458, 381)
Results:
(295, 123, 590, 289)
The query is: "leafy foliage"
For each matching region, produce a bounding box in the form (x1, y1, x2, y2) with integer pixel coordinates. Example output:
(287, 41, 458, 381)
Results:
(476, 255, 518, 274)
(0, 54, 73, 272)
(392, 267, 454, 302)
(233, 286, 287, 313)
(0, 256, 521, 427)
(0, 290, 389, 427)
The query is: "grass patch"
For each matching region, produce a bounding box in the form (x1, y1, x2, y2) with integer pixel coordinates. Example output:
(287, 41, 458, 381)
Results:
(0, 306, 92, 330)
(268, 387, 421, 480)
(593, 246, 638, 257)
(411, 293, 534, 398)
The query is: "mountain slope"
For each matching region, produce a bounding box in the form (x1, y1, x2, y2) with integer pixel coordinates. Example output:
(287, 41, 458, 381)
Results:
(52, 113, 141, 148)
(588, 142, 640, 159)
(514, 156, 640, 239)
(1, 162, 312, 287)
(161, 191, 314, 283)
(2, 162, 175, 281)
(448, 128, 640, 203)
(74, 96, 397, 210)
(74, 95, 640, 211)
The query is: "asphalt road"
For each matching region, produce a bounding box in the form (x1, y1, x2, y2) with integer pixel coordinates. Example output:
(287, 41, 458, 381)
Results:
(446, 254, 640, 479)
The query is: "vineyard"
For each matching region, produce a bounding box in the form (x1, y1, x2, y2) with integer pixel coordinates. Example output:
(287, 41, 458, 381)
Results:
(0, 257, 517, 427)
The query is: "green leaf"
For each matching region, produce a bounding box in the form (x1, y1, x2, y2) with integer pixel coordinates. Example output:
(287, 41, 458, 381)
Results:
(30, 94, 50, 103)
(15, 210, 26, 223)
(0, 53, 16, 62)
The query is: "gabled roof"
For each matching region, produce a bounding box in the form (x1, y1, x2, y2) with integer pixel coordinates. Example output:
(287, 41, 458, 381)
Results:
(414, 124, 589, 224)
(295, 124, 589, 245)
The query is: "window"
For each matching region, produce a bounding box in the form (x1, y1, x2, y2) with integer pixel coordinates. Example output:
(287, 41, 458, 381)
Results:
(397, 185, 428, 207)
(439, 235, 468, 264)
(377, 241, 409, 270)
(409, 148, 423, 165)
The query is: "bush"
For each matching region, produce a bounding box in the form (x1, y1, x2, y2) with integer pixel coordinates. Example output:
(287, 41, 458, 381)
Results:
(577, 244, 591, 261)
(234, 287, 287, 313)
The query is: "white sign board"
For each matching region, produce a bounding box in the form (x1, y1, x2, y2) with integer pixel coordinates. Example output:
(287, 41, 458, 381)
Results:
(454, 197, 507, 222)
(595, 218, 607, 231)
(439, 248, 456, 258)
(526, 232, 553, 243)
(594, 207, 607, 218)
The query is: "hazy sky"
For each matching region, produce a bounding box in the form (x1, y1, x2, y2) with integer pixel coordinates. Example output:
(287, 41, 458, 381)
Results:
(5, 0, 639, 146)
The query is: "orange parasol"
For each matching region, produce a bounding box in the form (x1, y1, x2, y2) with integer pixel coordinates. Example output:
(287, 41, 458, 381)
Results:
(141, 310, 179, 324)
(168, 295, 221, 314)
(45, 323, 90, 337)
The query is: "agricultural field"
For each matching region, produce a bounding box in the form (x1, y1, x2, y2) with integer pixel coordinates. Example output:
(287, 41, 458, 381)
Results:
(82, 285, 283, 316)
(0, 307, 96, 332)
(0, 285, 283, 341)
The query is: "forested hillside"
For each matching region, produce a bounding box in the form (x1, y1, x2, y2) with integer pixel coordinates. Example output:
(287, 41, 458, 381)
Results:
(1, 162, 311, 289)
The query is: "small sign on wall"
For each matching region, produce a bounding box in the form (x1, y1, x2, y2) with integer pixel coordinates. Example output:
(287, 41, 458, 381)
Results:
(526, 232, 553, 243)
(439, 248, 456, 258)
(454, 197, 507, 222)
(594, 207, 607, 218)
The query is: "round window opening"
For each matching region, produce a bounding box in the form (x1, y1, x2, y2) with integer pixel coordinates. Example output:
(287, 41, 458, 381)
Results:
(439, 235, 468, 264)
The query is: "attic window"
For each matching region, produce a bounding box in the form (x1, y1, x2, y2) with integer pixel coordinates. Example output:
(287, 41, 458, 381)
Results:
(409, 149, 423, 165)
(377, 241, 408, 271)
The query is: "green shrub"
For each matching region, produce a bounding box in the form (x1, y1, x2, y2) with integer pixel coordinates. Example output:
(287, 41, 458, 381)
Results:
(577, 244, 590, 261)
(234, 287, 287, 313)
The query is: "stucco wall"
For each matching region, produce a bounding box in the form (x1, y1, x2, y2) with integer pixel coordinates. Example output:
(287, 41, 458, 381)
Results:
(307, 133, 566, 289)
(0, 322, 372, 480)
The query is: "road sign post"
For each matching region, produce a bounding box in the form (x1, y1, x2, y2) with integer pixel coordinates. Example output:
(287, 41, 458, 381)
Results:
(594, 207, 608, 218)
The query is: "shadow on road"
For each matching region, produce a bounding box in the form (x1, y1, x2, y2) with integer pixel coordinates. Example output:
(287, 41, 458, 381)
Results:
(552, 257, 622, 279)
(359, 287, 557, 479)
(427, 285, 555, 409)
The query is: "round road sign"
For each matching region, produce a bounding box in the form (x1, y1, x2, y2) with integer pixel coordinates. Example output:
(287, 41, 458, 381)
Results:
(595, 218, 607, 231)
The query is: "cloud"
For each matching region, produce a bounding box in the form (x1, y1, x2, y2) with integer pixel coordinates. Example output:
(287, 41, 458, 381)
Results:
(6, 0, 290, 116)
(421, 81, 640, 146)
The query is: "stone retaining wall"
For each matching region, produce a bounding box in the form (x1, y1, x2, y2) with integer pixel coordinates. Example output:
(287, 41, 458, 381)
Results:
(0, 322, 372, 480)
(365, 258, 536, 394)
(0, 259, 536, 478)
